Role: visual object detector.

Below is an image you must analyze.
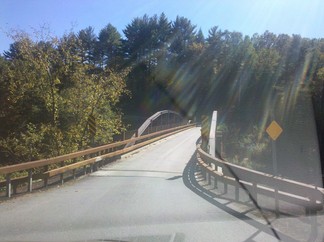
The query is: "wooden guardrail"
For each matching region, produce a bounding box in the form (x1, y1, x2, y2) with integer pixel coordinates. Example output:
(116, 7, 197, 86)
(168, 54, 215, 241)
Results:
(197, 144, 324, 215)
(0, 124, 195, 198)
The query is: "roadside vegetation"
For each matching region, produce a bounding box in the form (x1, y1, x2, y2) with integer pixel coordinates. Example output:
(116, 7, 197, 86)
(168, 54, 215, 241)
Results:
(1, 14, 323, 179)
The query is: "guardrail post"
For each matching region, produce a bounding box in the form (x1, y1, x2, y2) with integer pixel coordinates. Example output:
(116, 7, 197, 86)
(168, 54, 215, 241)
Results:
(208, 161, 213, 185)
(221, 137, 225, 158)
(60, 161, 64, 184)
(167, 112, 170, 129)
(235, 179, 239, 201)
(201, 169, 205, 180)
(6, 174, 11, 198)
(28, 169, 33, 192)
(251, 182, 257, 205)
(73, 169, 76, 179)
(214, 175, 218, 189)
(84, 165, 87, 175)
(224, 181, 228, 194)
(44, 165, 49, 187)
(275, 188, 279, 217)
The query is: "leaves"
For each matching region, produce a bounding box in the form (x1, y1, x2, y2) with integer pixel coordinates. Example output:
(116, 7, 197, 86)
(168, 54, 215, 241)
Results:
(0, 30, 129, 165)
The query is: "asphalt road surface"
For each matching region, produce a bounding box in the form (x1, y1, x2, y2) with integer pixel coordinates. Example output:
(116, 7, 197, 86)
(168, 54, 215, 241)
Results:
(0, 127, 323, 242)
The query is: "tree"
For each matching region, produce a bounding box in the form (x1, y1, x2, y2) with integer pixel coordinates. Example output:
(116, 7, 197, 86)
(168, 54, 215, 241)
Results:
(78, 26, 97, 64)
(97, 24, 122, 68)
(251, 31, 277, 50)
(122, 14, 173, 116)
(170, 16, 196, 60)
(0, 55, 11, 138)
(0, 31, 129, 165)
(196, 28, 205, 44)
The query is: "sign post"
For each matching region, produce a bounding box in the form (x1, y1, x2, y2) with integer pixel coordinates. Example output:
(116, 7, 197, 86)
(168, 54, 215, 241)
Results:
(266, 120, 283, 175)
(266, 120, 283, 216)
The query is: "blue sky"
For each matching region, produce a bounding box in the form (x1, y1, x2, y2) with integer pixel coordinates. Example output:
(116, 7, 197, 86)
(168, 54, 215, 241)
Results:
(1, 0, 324, 53)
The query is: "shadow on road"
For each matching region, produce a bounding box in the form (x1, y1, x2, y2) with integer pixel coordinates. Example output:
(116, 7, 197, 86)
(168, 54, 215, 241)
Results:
(182, 151, 299, 242)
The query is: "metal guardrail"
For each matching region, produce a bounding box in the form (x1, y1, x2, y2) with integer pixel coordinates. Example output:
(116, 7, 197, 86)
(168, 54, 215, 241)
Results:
(0, 124, 195, 198)
(197, 145, 324, 215)
(199, 110, 324, 216)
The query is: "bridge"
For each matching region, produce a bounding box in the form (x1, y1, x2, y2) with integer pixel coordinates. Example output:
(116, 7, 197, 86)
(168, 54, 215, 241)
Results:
(0, 110, 324, 241)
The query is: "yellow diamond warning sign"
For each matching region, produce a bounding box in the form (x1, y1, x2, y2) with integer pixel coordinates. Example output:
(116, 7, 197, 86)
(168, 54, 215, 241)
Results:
(266, 121, 283, 141)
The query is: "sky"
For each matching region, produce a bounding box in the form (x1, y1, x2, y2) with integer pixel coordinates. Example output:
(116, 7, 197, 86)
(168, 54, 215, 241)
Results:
(1, 0, 324, 53)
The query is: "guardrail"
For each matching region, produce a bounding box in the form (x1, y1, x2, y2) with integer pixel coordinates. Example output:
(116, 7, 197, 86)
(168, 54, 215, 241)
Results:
(0, 124, 195, 198)
(197, 145, 324, 216)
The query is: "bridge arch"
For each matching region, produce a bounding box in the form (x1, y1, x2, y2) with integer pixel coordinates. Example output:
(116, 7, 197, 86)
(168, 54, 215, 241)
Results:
(125, 110, 186, 147)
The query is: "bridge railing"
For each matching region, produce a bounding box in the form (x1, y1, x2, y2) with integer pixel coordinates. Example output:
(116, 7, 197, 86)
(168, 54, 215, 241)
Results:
(0, 123, 195, 198)
(197, 111, 324, 217)
(197, 146, 323, 215)
(197, 111, 324, 215)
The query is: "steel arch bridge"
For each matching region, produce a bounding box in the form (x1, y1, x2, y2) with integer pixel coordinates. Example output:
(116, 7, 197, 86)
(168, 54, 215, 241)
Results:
(125, 110, 187, 147)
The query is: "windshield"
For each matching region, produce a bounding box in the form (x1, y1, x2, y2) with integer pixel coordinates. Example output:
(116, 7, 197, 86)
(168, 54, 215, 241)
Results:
(1, 1, 324, 241)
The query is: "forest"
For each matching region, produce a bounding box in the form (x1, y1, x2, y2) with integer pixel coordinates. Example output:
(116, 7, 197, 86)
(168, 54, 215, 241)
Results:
(0, 13, 323, 179)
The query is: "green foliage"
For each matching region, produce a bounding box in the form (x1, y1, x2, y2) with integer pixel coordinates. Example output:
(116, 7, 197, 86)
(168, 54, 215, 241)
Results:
(0, 123, 63, 163)
(170, 16, 196, 58)
(0, 30, 129, 165)
(78, 26, 97, 64)
(238, 126, 270, 160)
(223, 125, 270, 170)
(97, 24, 122, 67)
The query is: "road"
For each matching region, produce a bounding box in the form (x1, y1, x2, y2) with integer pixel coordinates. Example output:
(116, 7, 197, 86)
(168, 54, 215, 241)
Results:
(0, 127, 321, 241)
